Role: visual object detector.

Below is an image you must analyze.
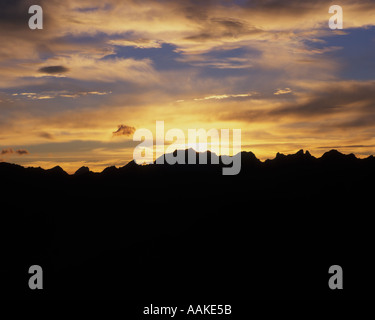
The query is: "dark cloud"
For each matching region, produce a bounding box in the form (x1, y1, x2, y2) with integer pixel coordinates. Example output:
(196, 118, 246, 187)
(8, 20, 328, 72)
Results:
(0, 0, 57, 61)
(239, 0, 346, 13)
(221, 81, 375, 123)
(336, 114, 375, 129)
(38, 132, 54, 140)
(273, 82, 375, 126)
(1, 148, 13, 155)
(0, 0, 54, 38)
(15, 149, 29, 155)
(38, 66, 70, 74)
(1, 148, 29, 155)
(185, 17, 262, 42)
(0, 0, 37, 30)
(112, 125, 136, 137)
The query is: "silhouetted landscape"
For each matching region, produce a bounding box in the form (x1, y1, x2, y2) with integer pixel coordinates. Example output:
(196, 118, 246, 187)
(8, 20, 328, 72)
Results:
(1, 149, 374, 299)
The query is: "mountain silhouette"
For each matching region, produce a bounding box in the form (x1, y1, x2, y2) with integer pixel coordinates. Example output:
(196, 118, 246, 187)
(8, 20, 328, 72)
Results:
(74, 166, 91, 176)
(1, 149, 374, 300)
(2, 148, 373, 177)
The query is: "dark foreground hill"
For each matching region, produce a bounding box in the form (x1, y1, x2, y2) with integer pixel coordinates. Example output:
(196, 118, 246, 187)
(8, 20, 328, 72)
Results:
(1, 149, 374, 300)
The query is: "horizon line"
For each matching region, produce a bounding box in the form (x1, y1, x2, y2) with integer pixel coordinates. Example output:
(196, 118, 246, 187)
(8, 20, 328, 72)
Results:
(1, 148, 373, 175)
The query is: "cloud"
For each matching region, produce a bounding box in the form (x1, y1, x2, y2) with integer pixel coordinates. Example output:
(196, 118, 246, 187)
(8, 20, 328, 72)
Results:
(0, 0, 49, 32)
(1, 148, 13, 155)
(183, 17, 263, 44)
(220, 81, 375, 123)
(38, 132, 54, 140)
(15, 149, 29, 155)
(38, 66, 70, 74)
(59, 91, 111, 98)
(112, 125, 136, 137)
(10, 90, 112, 100)
(274, 88, 292, 95)
(36, 95, 54, 100)
(108, 39, 162, 48)
(86, 91, 111, 96)
(317, 144, 375, 149)
(0, 148, 29, 155)
(38, 55, 158, 83)
(192, 93, 254, 101)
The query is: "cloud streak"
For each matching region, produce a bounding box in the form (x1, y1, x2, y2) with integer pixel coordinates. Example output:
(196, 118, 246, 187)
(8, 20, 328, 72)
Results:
(1, 148, 29, 156)
(274, 88, 292, 95)
(192, 93, 254, 101)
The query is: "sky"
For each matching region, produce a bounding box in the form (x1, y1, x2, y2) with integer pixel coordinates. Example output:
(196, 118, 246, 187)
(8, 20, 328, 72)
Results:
(1, 0, 375, 173)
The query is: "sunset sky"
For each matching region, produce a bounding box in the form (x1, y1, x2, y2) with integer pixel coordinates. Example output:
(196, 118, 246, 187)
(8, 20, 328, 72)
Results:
(1, 0, 375, 173)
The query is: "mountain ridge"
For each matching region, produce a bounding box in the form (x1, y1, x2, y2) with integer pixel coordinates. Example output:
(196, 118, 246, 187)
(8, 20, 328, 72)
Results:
(0, 148, 374, 176)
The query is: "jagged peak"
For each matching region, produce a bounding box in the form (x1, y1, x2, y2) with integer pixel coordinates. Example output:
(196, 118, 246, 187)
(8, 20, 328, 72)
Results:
(275, 152, 286, 159)
(322, 149, 343, 158)
(321, 149, 358, 162)
(296, 149, 304, 156)
(47, 166, 68, 175)
(294, 149, 314, 159)
(240, 151, 261, 164)
(241, 150, 257, 157)
(101, 166, 118, 174)
(74, 166, 90, 176)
